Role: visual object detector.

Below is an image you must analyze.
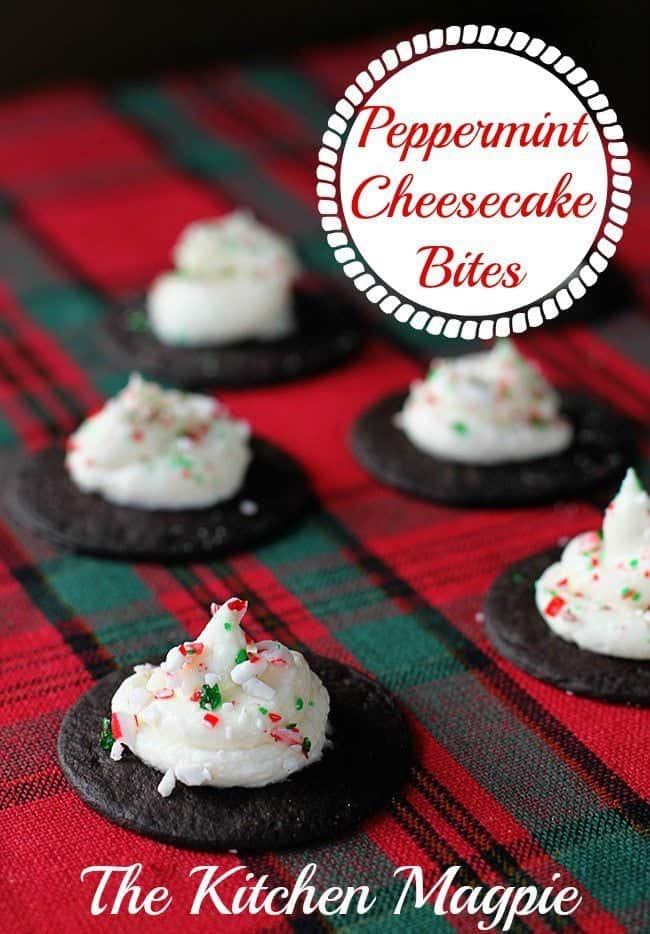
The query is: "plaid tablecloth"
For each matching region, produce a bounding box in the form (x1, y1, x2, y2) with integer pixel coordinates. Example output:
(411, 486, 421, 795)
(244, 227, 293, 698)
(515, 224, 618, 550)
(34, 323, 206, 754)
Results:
(1, 34, 649, 934)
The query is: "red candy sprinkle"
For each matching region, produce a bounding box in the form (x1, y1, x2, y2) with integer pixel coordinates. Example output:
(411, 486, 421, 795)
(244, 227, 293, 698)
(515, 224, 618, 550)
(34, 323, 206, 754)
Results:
(556, 578, 568, 587)
(132, 429, 144, 442)
(203, 713, 219, 728)
(227, 598, 247, 611)
(186, 425, 209, 442)
(190, 690, 202, 702)
(270, 658, 287, 666)
(268, 712, 282, 723)
(270, 728, 301, 746)
(155, 688, 175, 700)
(180, 641, 204, 656)
(545, 596, 566, 618)
(110, 712, 123, 739)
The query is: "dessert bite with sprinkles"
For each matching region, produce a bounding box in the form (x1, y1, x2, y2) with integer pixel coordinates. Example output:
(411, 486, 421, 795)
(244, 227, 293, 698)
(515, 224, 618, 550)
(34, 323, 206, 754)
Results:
(351, 339, 631, 507)
(148, 211, 301, 346)
(66, 374, 251, 510)
(10, 374, 310, 560)
(58, 602, 410, 849)
(484, 467, 650, 704)
(106, 598, 330, 793)
(535, 469, 650, 659)
(395, 339, 572, 465)
(100, 211, 363, 390)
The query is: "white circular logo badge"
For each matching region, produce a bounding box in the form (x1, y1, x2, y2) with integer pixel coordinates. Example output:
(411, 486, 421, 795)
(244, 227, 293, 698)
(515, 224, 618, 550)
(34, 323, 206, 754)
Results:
(317, 25, 631, 339)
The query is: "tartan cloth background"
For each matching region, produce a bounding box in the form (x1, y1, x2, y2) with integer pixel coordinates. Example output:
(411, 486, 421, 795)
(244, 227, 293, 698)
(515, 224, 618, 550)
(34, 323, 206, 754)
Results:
(0, 33, 649, 934)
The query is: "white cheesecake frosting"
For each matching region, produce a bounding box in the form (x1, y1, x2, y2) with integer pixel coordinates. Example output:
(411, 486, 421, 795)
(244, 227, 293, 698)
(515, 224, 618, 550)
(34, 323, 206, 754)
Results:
(108, 598, 329, 792)
(535, 468, 650, 659)
(395, 339, 573, 465)
(147, 210, 300, 346)
(66, 374, 251, 510)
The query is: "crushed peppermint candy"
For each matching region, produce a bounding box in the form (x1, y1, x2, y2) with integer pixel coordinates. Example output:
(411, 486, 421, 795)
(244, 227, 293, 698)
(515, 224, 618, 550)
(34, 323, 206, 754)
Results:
(104, 595, 327, 794)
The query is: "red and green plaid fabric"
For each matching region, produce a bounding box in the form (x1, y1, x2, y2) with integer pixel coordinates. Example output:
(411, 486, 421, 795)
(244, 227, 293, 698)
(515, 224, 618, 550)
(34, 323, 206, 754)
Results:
(1, 35, 649, 934)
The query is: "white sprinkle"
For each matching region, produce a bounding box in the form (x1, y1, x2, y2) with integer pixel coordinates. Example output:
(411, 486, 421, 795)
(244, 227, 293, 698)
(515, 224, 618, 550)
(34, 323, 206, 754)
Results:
(110, 741, 124, 761)
(127, 687, 150, 714)
(221, 702, 234, 714)
(175, 764, 211, 786)
(242, 677, 275, 700)
(255, 718, 265, 731)
(475, 611, 485, 623)
(157, 768, 176, 797)
(145, 669, 166, 693)
(231, 657, 268, 684)
(224, 726, 232, 740)
(239, 499, 259, 517)
(204, 671, 218, 687)
(139, 705, 160, 726)
(133, 663, 153, 675)
(165, 647, 184, 673)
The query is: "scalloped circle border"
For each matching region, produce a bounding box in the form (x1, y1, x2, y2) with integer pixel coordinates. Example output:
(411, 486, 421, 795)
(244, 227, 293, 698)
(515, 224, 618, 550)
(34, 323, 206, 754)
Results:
(316, 24, 631, 340)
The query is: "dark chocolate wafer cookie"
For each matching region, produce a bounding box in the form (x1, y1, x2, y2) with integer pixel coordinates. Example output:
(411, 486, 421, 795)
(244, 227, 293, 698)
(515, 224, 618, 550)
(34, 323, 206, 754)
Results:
(484, 548, 650, 704)
(102, 287, 363, 388)
(351, 391, 632, 507)
(58, 656, 412, 851)
(8, 439, 310, 561)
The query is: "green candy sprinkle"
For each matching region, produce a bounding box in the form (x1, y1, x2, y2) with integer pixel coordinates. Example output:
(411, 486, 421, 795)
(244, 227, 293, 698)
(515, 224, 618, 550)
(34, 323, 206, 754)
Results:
(199, 683, 222, 710)
(630, 558, 639, 568)
(528, 415, 547, 429)
(302, 737, 312, 756)
(171, 450, 193, 470)
(100, 716, 114, 751)
(452, 421, 469, 435)
(295, 697, 304, 711)
(234, 648, 248, 665)
(285, 722, 297, 730)
(258, 706, 268, 715)
(224, 622, 232, 632)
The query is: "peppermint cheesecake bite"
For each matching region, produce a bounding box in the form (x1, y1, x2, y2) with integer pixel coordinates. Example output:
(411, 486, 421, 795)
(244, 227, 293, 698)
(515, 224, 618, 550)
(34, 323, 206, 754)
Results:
(148, 210, 300, 346)
(109, 598, 329, 791)
(58, 598, 411, 850)
(10, 375, 310, 559)
(102, 211, 362, 387)
(352, 339, 631, 506)
(485, 469, 650, 703)
(67, 374, 251, 510)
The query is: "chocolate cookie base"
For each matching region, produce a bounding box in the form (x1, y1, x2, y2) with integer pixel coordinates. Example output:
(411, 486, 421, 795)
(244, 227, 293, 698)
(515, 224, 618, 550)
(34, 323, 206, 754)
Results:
(484, 548, 650, 704)
(57, 657, 412, 851)
(351, 391, 632, 507)
(8, 440, 310, 560)
(102, 287, 363, 388)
